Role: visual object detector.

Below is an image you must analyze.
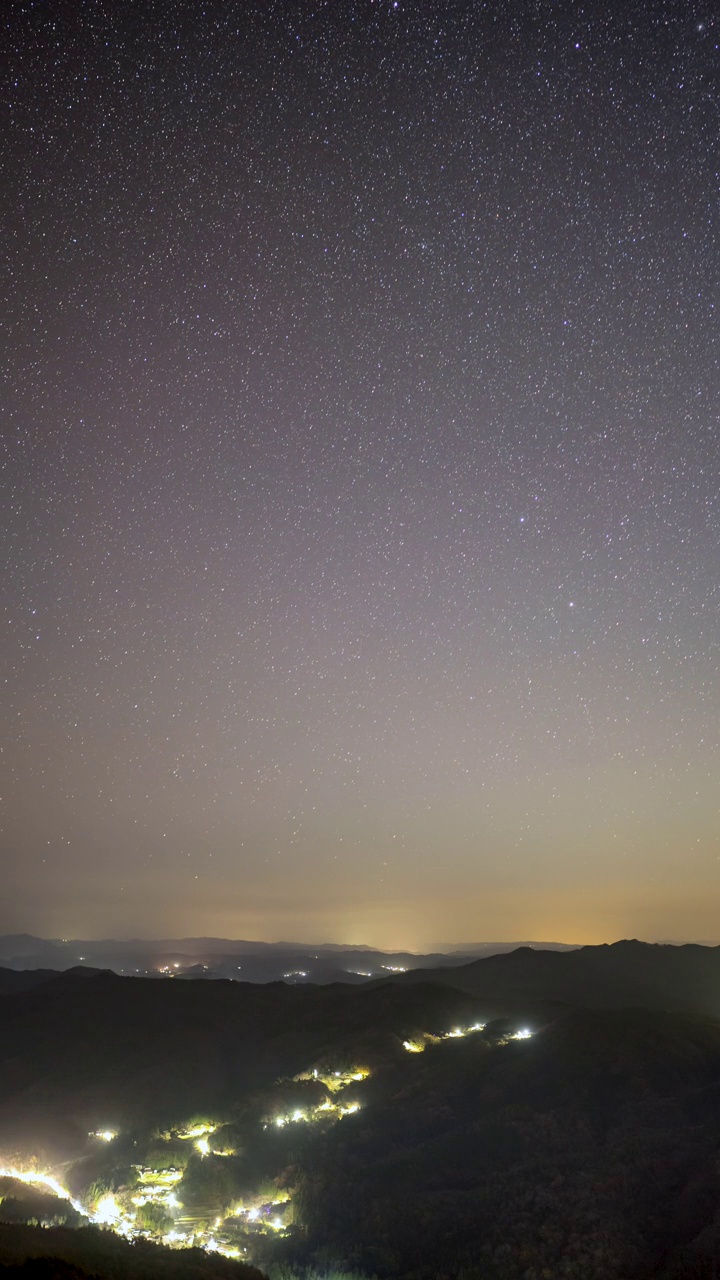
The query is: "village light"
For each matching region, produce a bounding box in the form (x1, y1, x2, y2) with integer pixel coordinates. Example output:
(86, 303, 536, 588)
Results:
(94, 1194, 122, 1224)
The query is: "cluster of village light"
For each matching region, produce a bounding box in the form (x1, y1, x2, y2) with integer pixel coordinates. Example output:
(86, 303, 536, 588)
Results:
(0, 1159, 280, 1262)
(0, 1029, 535, 1263)
(0, 1064, 369, 1262)
(403, 1022, 533, 1052)
(270, 1098, 361, 1129)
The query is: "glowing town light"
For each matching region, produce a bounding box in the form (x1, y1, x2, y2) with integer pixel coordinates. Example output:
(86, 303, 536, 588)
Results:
(274, 1116, 286, 1127)
(272, 1217, 283, 1229)
(196, 1136, 210, 1156)
(248, 1208, 259, 1221)
(0, 1167, 86, 1217)
(292, 1109, 305, 1122)
(403, 1039, 425, 1053)
(94, 1129, 117, 1142)
(445, 1028, 464, 1038)
(94, 1194, 121, 1224)
(178, 1123, 217, 1139)
(512, 1028, 533, 1040)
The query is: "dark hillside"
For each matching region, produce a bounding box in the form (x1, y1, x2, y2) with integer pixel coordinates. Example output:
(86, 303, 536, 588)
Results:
(395, 939, 720, 1017)
(0, 1222, 265, 1280)
(0, 970, 65, 996)
(282, 1008, 720, 1280)
(0, 969, 484, 1151)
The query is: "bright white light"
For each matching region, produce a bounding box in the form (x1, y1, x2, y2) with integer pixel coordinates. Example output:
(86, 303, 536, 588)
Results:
(248, 1208, 259, 1221)
(513, 1028, 532, 1040)
(94, 1194, 121, 1224)
(196, 1136, 210, 1156)
(178, 1123, 216, 1139)
(403, 1039, 425, 1053)
(0, 1167, 86, 1217)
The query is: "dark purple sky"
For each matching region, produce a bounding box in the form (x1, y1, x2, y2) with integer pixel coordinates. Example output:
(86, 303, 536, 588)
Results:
(4, 0, 719, 947)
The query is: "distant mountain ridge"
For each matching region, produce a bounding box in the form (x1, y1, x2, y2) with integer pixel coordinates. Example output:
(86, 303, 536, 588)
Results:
(0, 934, 578, 982)
(5, 937, 720, 1018)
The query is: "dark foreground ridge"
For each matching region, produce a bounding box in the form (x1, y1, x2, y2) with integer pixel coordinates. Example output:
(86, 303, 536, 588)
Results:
(0, 1223, 265, 1280)
(3, 943, 720, 1279)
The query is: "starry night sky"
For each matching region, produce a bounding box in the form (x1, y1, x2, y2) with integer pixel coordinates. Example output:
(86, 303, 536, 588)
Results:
(4, 0, 719, 948)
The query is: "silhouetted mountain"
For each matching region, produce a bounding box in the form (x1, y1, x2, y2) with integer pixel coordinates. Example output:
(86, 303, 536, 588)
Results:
(7, 944, 720, 1278)
(0, 968, 485, 1151)
(394, 938, 720, 1018)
